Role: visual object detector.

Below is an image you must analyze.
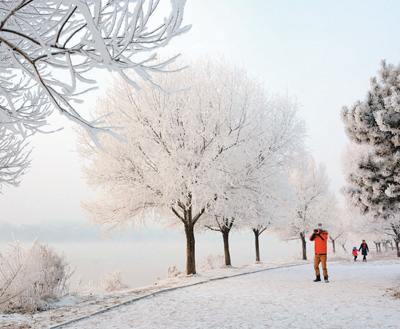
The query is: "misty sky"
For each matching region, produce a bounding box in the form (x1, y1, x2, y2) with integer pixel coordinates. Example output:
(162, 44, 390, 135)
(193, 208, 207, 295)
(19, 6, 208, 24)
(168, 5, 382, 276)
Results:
(2, 0, 400, 227)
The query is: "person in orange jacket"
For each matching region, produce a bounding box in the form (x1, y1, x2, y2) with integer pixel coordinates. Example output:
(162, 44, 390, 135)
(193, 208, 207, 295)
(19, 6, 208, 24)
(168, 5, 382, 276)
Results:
(309, 223, 329, 283)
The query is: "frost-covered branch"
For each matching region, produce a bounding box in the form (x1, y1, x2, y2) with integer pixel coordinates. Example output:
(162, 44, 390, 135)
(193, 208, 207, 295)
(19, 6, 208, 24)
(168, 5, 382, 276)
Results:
(0, 125, 30, 190)
(0, 0, 190, 145)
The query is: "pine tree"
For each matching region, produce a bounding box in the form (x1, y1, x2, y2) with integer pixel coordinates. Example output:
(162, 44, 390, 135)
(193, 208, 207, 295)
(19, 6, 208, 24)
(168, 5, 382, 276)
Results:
(342, 60, 400, 254)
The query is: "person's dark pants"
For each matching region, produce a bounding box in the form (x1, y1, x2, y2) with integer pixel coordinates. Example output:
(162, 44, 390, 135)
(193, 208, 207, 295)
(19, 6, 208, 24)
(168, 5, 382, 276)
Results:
(363, 255, 367, 261)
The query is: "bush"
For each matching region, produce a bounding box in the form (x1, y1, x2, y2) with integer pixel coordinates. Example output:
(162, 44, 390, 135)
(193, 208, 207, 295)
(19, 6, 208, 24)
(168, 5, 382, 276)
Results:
(100, 270, 127, 292)
(202, 254, 224, 270)
(0, 239, 72, 313)
(166, 266, 180, 278)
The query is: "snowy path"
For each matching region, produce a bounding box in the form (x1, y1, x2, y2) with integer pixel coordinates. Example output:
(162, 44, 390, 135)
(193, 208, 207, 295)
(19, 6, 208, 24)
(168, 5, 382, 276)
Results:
(63, 260, 400, 329)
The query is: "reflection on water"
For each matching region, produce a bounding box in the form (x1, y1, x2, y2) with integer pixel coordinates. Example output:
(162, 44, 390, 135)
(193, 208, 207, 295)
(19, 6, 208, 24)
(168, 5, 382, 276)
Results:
(0, 229, 302, 292)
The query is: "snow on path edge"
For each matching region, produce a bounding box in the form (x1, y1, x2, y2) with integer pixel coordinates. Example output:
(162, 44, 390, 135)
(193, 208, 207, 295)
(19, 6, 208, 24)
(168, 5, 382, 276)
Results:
(48, 262, 311, 329)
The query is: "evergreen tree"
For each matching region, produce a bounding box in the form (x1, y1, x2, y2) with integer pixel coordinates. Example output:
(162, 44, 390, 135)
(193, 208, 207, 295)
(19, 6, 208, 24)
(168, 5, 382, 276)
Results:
(342, 60, 400, 254)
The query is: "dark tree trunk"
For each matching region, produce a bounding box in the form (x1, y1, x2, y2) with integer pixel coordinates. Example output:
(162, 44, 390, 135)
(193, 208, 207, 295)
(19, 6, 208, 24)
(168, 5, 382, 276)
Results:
(206, 217, 234, 267)
(391, 223, 400, 257)
(172, 201, 205, 275)
(222, 227, 231, 266)
(300, 232, 307, 260)
(395, 240, 400, 257)
(329, 237, 336, 253)
(341, 241, 347, 252)
(185, 223, 196, 274)
(253, 229, 261, 262)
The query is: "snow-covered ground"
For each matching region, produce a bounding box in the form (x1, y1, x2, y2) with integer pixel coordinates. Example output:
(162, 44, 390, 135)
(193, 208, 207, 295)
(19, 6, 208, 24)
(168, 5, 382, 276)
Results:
(1, 254, 399, 329)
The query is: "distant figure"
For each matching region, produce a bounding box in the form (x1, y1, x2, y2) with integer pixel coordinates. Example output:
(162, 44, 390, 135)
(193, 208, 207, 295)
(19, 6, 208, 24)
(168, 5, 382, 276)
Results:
(359, 240, 369, 262)
(352, 247, 358, 261)
(310, 223, 329, 283)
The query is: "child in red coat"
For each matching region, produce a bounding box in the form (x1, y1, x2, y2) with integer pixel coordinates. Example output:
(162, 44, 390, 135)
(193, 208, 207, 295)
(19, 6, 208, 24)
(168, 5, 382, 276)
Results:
(352, 247, 358, 261)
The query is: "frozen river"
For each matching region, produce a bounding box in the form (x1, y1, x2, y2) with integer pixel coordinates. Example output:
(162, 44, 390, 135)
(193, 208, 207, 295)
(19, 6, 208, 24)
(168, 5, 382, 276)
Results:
(0, 226, 302, 292)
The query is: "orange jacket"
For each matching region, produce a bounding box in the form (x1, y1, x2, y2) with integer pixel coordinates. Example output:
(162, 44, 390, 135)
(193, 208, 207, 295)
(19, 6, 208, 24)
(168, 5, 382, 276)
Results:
(309, 230, 328, 254)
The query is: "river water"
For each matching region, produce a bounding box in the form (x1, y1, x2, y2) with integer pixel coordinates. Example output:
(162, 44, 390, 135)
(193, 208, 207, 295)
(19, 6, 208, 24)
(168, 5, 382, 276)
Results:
(0, 228, 302, 293)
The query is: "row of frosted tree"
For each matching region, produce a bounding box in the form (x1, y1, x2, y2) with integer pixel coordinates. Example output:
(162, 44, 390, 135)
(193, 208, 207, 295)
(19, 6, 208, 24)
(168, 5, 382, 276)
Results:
(77, 58, 400, 274)
(76, 58, 347, 274)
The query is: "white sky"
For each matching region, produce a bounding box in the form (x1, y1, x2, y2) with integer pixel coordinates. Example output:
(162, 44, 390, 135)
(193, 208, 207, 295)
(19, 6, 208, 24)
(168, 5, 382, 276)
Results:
(2, 0, 400, 225)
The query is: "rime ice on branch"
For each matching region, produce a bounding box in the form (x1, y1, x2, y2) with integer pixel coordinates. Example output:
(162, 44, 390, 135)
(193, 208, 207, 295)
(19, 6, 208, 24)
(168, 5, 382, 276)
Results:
(0, 0, 190, 146)
(0, 125, 30, 189)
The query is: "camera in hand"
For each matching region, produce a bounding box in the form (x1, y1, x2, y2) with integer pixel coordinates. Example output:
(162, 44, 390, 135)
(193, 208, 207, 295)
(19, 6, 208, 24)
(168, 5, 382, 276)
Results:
(314, 229, 319, 233)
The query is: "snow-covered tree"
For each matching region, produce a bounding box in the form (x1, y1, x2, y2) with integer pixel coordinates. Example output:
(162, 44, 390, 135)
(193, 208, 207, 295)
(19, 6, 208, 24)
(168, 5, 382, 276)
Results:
(341, 60, 400, 254)
(202, 95, 305, 266)
(280, 155, 331, 260)
(340, 198, 400, 255)
(384, 218, 400, 256)
(246, 172, 295, 263)
(342, 145, 400, 256)
(250, 210, 280, 263)
(331, 204, 363, 253)
(205, 216, 235, 266)
(0, 0, 189, 145)
(357, 211, 400, 257)
(79, 59, 301, 274)
(324, 199, 344, 253)
(0, 125, 30, 190)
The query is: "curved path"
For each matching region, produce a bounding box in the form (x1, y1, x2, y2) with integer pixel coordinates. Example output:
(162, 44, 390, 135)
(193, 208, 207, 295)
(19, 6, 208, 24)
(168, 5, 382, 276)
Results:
(49, 263, 304, 329)
(52, 259, 400, 329)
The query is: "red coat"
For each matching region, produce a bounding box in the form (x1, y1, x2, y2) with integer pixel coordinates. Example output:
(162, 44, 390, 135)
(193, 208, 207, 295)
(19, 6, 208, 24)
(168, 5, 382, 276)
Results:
(352, 249, 358, 256)
(309, 230, 328, 255)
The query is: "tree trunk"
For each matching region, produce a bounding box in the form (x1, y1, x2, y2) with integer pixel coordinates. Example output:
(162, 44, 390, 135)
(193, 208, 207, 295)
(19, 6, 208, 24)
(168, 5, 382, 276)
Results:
(300, 232, 307, 260)
(222, 228, 231, 266)
(395, 239, 400, 257)
(172, 202, 205, 275)
(185, 223, 196, 275)
(331, 239, 336, 253)
(253, 229, 261, 262)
